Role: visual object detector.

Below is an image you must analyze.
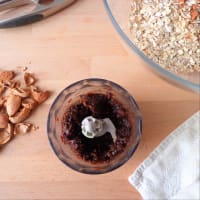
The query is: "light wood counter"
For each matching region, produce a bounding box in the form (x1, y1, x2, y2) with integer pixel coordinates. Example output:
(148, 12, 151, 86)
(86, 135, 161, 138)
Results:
(0, 0, 199, 199)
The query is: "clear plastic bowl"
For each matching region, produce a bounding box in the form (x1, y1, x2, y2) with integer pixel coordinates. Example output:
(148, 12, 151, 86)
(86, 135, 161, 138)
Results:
(47, 79, 142, 174)
(104, 0, 200, 93)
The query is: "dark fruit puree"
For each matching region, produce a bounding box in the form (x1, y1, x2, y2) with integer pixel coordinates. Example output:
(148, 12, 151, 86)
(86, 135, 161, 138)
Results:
(61, 93, 131, 163)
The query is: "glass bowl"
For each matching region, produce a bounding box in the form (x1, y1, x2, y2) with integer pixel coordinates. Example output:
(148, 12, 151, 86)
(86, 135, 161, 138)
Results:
(104, 0, 200, 93)
(47, 79, 142, 174)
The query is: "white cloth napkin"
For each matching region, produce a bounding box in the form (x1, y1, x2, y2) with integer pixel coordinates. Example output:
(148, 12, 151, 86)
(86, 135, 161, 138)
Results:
(129, 111, 200, 200)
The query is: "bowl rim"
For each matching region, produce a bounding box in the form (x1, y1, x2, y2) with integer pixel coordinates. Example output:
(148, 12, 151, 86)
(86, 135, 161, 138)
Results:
(47, 78, 142, 174)
(103, 0, 200, 93)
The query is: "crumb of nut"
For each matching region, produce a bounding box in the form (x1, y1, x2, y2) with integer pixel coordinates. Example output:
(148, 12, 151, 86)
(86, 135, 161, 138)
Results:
(32, 125, 39, 131)
(14, 122, 32, 135)
(24, 72, 36, 86)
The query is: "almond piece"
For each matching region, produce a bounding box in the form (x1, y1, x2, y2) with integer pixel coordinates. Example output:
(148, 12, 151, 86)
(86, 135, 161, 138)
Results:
(0, 85, 5, 95)
(0, 123, 14, 145)
(22, 98, 37, 110)
(14, 122, 32, 135)
(6, 94, 21, 116)
(0, 98, 5, 107)
(24, 72, 36, 86)
(0, 113, 9, 128)
(9, 107, 31, 124)
(11, 87, 30, 98)
(0, 97, 7, 108)
(0, 71, 15, 82)
(31, 86, 49, 104)
(5, 80, 21, 89)
(13, 80, 21, 88)
(2, 80, 21, 89)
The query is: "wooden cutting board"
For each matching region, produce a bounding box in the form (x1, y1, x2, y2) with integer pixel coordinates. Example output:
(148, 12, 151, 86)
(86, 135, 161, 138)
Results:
(0, 0, 199, 199)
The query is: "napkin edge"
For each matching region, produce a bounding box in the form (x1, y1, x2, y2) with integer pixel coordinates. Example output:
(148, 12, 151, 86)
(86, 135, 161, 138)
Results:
(129, 110, 200, 190)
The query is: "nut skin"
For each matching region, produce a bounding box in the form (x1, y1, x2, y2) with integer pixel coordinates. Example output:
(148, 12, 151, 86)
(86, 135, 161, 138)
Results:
(6, 95, 22, 116)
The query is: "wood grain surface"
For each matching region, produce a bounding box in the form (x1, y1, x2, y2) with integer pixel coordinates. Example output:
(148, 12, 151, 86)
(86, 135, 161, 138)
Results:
(0, 0, 199, 199)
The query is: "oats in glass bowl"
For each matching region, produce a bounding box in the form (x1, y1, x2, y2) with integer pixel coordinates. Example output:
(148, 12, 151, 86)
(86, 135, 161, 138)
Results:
(129, 0, 200, 73)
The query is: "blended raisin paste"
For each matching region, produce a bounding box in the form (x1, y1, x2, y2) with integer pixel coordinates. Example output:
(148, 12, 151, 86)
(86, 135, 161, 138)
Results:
(61, 93, 131, 163)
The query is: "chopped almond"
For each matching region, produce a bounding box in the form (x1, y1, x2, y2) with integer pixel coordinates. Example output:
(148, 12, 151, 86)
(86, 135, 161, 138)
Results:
(31, 86, 49, 104)
(9, 107, 31, 124)
(11, 87, 30, 98)
(14, 122, 32, 135)
(22, 98, 37, 110)
(24, 72, 36, 86)
(0, 113, 9, 128)
(0, 123, 14, 145)
(6, 95, 21, 116)
(0, 71, 15, 82)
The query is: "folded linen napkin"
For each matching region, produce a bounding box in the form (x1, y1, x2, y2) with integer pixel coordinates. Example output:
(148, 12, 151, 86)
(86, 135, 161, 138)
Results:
(129, 111, 200, 200)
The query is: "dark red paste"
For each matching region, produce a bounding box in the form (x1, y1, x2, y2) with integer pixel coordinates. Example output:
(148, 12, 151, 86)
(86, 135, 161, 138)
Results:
(61, 93, 131, 163)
